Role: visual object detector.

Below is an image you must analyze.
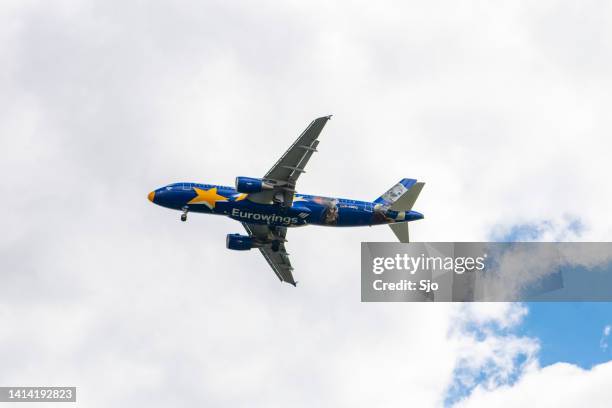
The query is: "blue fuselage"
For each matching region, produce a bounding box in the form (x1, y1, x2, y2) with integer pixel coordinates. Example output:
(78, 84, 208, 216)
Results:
(148, 182, 423, 227)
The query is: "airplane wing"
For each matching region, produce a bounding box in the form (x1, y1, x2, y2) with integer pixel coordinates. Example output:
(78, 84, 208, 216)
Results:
(242, 222, 296, 286)
(251, 116, 331, 206)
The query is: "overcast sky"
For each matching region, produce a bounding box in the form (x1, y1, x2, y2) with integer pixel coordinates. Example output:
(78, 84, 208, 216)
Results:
(1, 1, 612, 407)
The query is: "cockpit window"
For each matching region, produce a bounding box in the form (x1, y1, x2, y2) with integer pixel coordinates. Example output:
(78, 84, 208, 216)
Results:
(165, 183, 194, 190)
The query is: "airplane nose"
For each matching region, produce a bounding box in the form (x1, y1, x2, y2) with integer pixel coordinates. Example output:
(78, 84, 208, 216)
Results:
(148, 191, 155, 202)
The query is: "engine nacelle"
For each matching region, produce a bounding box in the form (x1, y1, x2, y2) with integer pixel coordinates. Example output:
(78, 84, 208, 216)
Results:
(235, 176, 273, 193)
(226, 233, 255, 251)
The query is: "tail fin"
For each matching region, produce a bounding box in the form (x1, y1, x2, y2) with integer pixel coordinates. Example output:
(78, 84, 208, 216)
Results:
(374, 180, 425, 243)
(374, 178, 417, 206)
(389, 182, 424, 211)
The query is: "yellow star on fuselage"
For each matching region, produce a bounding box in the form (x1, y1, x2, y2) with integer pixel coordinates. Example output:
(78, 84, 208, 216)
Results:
(188, 187, 227, 209)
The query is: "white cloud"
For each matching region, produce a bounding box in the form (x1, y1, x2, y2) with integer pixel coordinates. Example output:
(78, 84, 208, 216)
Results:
(449, 320, 612, 408)
(452, 361, 612, 408)
(455, 303, 529, 330)
(1, 0, 612, 407)
(446, 304, 539, 399)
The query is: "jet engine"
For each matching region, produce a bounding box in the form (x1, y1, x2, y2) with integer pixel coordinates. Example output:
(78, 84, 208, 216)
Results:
(235, 177, 274, 193)
(226, 233, 256, 251)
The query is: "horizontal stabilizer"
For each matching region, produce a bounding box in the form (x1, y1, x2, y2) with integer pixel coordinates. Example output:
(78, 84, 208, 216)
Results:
(389, 223, 410, 243)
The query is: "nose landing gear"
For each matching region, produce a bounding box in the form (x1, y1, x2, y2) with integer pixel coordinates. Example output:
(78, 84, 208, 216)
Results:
(181, 207, 188, 222)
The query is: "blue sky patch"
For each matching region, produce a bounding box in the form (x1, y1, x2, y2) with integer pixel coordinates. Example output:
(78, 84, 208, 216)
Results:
(519, 302, 612, 368)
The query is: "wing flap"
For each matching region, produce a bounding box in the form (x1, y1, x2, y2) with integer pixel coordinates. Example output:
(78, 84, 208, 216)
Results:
(242, 223, 296, 286)
(259, 246, 297, 286)
(248, 117, 330, 206)
(264, 116, 330, 185)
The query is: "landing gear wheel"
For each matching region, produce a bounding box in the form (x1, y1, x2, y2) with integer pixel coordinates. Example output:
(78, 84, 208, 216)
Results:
(180, 207, 189, 222)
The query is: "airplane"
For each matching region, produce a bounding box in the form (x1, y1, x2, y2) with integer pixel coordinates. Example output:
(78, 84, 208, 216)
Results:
(147, 116, 425, 286)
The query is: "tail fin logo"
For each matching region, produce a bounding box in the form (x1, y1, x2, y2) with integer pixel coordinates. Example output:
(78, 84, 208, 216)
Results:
(374, 178, 417, 205)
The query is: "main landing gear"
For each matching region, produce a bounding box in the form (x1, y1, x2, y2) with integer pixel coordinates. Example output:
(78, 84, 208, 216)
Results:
(181, 207, 188, 222)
